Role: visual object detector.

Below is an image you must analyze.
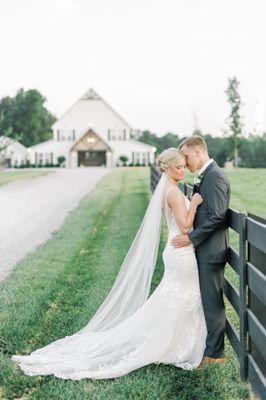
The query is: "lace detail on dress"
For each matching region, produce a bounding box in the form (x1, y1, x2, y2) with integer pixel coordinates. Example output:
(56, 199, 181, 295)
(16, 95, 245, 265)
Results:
(94, 340, 148, 378)
(158, 275, 202, 313)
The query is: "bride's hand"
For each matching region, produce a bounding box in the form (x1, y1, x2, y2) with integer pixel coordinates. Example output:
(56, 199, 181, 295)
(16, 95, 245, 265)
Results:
(191, 193, 203, 207)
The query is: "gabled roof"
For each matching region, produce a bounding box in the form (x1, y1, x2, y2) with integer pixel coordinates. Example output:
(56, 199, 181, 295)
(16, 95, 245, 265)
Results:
(70, 127, 113, 152)
(0, 135, 27, 152)
(80, 88, 101, 100)
(52, 88, 132, 130)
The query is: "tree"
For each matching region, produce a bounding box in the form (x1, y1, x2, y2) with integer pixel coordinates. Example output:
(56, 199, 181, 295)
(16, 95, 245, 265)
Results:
(203, 134, 231, 167)
(239, 134, 266, 168)
(225, 76, 243, 167)
(119, 155, 129, 166)
(0, 88, 56, 147)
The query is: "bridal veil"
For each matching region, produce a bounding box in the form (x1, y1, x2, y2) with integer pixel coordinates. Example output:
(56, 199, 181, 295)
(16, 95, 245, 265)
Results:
(78, 172, 167, 334)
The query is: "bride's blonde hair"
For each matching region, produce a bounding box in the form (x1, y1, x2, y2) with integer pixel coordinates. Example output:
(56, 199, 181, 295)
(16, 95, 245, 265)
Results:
(155, 148, 185, 173)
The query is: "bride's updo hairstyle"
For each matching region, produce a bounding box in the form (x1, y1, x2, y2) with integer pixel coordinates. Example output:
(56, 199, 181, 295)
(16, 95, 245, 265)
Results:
(155, 148, 184, 173)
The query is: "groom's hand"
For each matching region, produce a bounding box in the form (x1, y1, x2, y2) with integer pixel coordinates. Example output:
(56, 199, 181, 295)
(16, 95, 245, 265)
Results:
(171, 234, 191, 248)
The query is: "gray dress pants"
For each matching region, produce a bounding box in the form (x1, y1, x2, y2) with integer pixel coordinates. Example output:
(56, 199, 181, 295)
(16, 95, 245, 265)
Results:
(197, 261, 226, 358)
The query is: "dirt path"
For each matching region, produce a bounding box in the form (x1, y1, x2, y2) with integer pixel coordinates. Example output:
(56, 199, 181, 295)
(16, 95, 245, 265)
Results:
(0, 167, 110, 282)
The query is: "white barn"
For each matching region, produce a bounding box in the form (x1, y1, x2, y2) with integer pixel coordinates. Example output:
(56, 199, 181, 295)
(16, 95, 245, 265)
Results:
(0, 136, 28, 167)
(27, 88, 156, 168)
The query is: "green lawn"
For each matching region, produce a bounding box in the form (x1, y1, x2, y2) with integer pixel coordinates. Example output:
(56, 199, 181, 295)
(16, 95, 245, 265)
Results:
(225, 168, 266, 218)
(0, 167, 258, 399)
(0, 170, 55, 187)
(224, 168, 266, 291)
(184, 167, 266, 218)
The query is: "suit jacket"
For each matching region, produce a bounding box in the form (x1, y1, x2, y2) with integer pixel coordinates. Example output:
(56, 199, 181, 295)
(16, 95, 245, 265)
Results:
(188, 161, 231, 263)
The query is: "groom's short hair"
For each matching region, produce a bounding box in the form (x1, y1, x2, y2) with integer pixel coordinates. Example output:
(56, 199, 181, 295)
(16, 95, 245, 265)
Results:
(179, 136, 208, 152)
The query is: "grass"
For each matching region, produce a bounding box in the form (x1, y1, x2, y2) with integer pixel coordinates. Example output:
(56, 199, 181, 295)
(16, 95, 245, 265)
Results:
(184, 167, 266, 219)
(0, 170, 55, 187)
(0, 167, 258, 399)
(223, 169, 266, 294)
(224, 168, 266, 218)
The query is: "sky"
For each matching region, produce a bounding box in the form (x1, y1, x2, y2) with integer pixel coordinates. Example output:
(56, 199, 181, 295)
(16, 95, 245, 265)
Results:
(1, 0, 266, 137)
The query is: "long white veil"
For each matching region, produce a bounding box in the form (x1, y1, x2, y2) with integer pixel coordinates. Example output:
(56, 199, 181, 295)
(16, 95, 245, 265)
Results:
(79, 171, 167, 333)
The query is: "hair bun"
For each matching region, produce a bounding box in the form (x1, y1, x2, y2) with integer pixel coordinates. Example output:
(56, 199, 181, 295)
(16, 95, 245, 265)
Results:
(155, 157, 166, 173)
(155, 147, 183, 173)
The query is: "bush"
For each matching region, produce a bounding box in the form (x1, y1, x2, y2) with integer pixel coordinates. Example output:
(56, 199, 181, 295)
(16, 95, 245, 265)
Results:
(119, 155, 129, 166)
(57, 156, 66, 167)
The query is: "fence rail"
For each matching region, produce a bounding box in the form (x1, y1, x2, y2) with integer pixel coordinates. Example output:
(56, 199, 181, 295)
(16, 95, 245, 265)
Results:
(150, 164, 266, 400)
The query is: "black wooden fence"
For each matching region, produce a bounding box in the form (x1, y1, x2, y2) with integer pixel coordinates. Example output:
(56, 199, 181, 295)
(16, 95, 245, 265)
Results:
(150, 164, 266, 400)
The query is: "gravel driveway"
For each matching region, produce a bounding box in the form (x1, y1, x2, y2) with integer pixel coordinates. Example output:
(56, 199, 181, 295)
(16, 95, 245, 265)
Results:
(0, 167, 110, 282)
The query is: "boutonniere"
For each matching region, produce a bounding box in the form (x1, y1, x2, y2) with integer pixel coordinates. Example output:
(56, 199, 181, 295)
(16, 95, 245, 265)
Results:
(192, 174, 203, 193)
(193, 176, 201, 185)
(193, 173, 203, 185)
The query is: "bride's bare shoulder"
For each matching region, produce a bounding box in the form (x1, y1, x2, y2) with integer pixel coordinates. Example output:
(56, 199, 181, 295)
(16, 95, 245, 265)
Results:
(166, 185, 183, 196)
(165, 185, 184, 206)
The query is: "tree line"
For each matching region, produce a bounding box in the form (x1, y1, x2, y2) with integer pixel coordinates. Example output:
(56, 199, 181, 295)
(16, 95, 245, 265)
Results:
(0, 78, 265, 168)
(139, 130, 266, 168)
(139, 77, 266, 168)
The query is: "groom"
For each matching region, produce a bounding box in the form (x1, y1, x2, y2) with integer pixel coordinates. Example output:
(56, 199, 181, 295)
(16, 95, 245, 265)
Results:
(171, 136, 231, 368)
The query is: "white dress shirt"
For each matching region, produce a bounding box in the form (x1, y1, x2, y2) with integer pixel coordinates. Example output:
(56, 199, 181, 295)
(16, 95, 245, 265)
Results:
(199, 158, 214, 175)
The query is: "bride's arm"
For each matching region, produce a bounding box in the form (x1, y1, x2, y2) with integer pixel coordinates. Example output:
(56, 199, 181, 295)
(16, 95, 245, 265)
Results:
(167, 188, 203, 234)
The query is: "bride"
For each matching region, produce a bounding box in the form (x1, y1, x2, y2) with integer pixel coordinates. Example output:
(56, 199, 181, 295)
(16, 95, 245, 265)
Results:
(12, 148, 207, 380)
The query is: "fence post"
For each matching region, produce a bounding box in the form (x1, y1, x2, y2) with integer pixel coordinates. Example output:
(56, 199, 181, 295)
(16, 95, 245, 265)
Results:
(239, 212, 248, 380)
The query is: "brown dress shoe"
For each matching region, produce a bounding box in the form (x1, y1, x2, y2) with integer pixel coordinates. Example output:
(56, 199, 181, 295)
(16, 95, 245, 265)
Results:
(197, 356, 225, 369)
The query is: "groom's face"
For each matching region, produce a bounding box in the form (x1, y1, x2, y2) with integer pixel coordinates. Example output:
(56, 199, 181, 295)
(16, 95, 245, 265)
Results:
(180, 145, 200, 173)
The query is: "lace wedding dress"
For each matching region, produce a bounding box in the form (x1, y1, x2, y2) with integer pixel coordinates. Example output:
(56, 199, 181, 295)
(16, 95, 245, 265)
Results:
(12, 176, 207, 380)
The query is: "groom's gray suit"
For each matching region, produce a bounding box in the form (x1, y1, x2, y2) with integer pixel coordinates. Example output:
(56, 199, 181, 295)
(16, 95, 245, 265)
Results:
(188, 161, 231, 358)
